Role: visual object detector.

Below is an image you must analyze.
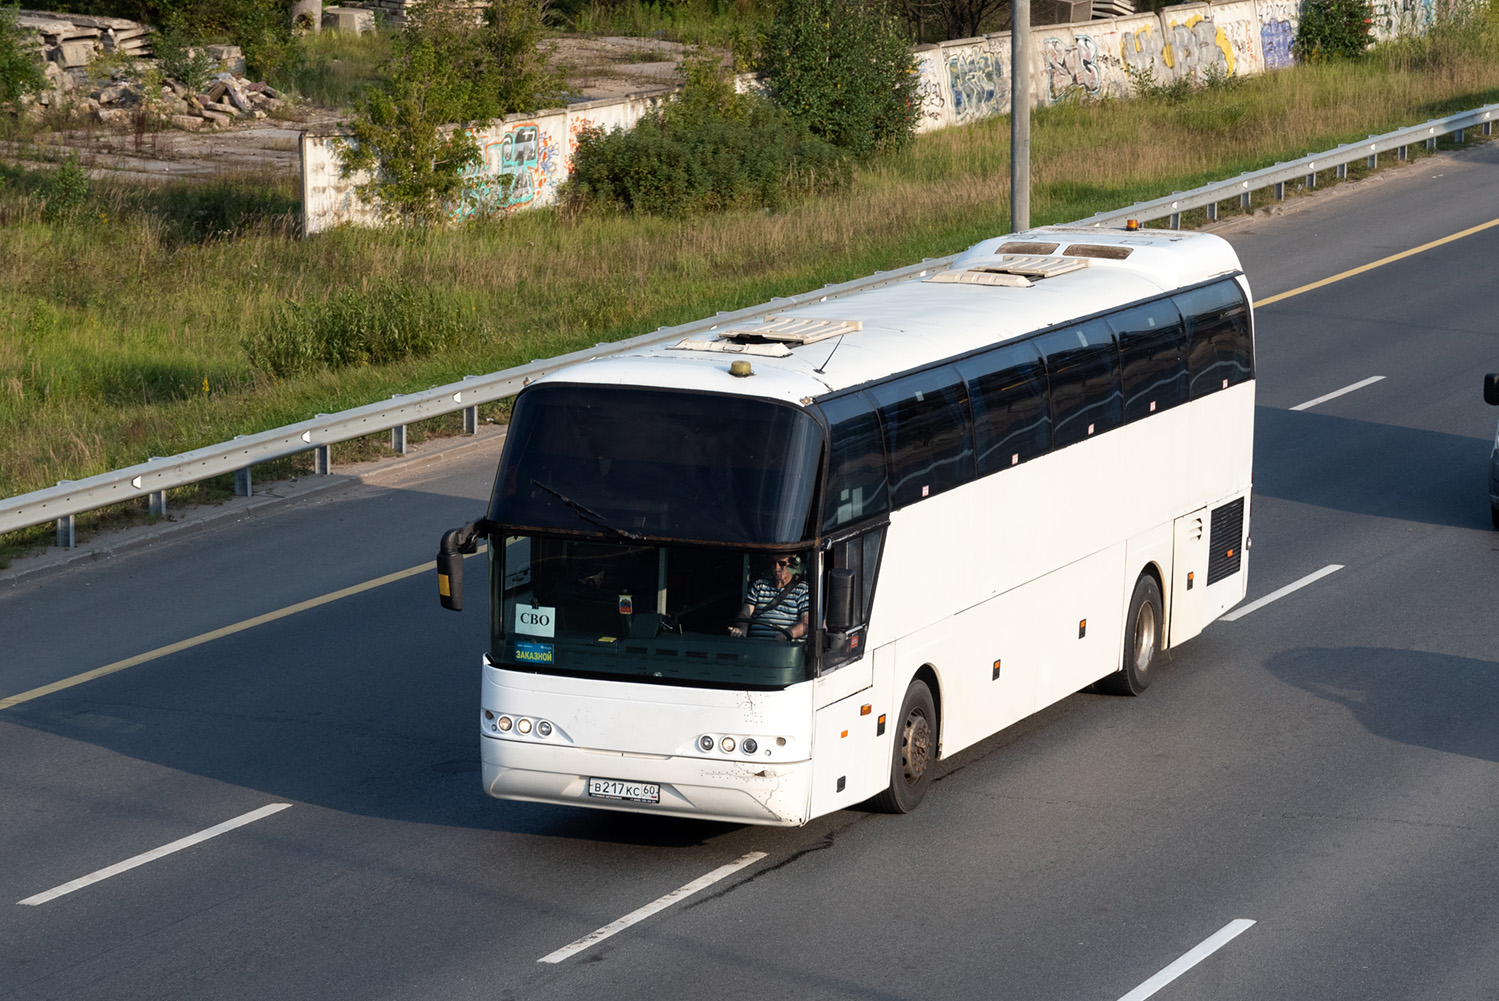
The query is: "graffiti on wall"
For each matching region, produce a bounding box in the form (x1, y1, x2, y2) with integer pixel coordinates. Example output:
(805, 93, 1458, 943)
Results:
(1370, 0, 1433, 37)
(1258, 0, 1299, 67)
(1043, 34, 1102, 102)
(946, 46, 1011, 123)
(915, 51, 947, 124)
(449, 122, 564, 219)
(1121, 24, 1170, 85)
(1166, 15, 1236, 80)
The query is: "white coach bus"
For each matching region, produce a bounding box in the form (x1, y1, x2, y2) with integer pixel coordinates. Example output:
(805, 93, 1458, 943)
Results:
(436, 225, 1254, 826)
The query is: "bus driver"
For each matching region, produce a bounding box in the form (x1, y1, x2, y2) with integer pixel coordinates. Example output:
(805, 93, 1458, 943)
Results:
(727, 555, 810, 641)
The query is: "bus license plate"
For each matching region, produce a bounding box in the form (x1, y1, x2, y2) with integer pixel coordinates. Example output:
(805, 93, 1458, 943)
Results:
(588, 778, 660, 803)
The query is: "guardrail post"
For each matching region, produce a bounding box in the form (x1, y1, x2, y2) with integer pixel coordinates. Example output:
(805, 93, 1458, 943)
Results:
(1306, 170, 1316, 189)
(1367, 152, 1377, 169)
(392, 425, 407, 454)
(1485, 121, 1493, 137)
(1206, 202, 1218, 222)
(235, 468, 252, 497)
(1337, 163, 1348, 180)
(463, 405, 478, 435)
(148, 490, 166, 518)
(1274, 182, 1285, 201)
(1239, 191, 1251, 211)
(57, 513, 74, 549)
(1427, 136, 1437, 151)
(1398, 145, 1408, 161)
(1168, 212, 1180, 230)
(314, 444, 330, 475)
(1455, 128, 1465, 143)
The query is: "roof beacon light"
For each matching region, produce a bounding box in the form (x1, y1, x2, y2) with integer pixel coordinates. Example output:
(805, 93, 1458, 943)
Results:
(729, 360, 753, 378)
(1125, 219, 1140, 231)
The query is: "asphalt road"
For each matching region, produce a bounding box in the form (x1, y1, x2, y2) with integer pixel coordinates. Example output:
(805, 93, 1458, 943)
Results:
(3, 139, 1499, 1001)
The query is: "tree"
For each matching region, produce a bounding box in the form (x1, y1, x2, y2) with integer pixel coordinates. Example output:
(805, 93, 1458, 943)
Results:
(1295, 0, 1375, 61)
(761, 0, 920, 160)
(336, 0, 567, 224)
(0, 2, 47, 105)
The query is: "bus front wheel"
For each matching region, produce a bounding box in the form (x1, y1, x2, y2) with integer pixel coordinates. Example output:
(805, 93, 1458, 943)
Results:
(872, 678, 936, 814)
(1098, 575, 1161, 697)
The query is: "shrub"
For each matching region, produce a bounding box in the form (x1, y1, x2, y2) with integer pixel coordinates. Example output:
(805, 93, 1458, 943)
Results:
(565, 52, 849, 215)
(43, 154, 90, 220)
(0, 2, 46, 104)
(243, 284, 471, 378)
(760, 0, 919, 160)
(1295, 0, 1374, 61)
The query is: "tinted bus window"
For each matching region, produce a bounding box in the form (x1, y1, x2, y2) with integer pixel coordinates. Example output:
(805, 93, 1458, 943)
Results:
(1177, 280, 1253, 399)
(867, 365, 974, 508)
(1036, 319, 1121, 448)
(816, 393, 890, 532)
(956, 340, 1050, 475)
(1111, 298, 1187, 422)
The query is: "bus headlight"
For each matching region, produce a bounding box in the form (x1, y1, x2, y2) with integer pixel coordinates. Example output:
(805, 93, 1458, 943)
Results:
(698, 735, 716, 752)
(720, 736, 736, 753)
(536, 720, 553, 737)
(517, 718, 533, 734)
(497, 716, 513, 732)
(742, 738, 758, 754)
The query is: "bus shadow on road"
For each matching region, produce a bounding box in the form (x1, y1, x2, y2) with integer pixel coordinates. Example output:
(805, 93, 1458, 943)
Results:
(1265, 645, 1499, 763)
(1253, 406, 1492, 530)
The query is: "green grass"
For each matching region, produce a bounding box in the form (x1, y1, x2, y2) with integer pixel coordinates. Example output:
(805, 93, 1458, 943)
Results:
(2, 20, 1498, 562)
(561, 0, 769, 50)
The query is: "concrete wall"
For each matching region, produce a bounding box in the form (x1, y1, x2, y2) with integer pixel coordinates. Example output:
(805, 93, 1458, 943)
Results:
(302, 91, 670, 232)
(302, 0, 1341, 232)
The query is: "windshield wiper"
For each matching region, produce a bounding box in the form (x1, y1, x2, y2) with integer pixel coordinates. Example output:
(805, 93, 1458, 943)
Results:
(530, 479, 643, 540)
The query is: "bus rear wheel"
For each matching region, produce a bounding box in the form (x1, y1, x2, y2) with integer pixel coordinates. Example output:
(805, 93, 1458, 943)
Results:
(872, 678, 936, 813)
(1098, 575, 1161, 697)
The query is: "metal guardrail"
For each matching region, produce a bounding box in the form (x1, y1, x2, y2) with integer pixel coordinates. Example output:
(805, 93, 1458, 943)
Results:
(4, 102, 1496, 546)
(1074, 104, 1498, 230)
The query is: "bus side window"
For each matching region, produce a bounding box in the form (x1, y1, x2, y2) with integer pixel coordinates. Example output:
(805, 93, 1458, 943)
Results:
(956, 340, 1051, 476)
(1111, 298, 1187, 422)
(817, 393, 891, 532)
(823, 527, 886, 670)
(1036, 318, 1122, 449)
(867, 365, 974, 508)
(1177, 279, 1253, 399)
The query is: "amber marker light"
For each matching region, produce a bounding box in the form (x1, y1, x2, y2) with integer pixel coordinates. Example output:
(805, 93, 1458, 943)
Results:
(860, 704, 872, 716)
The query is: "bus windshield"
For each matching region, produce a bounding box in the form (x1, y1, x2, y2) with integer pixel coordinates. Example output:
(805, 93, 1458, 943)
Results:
(488, 384, 824, 545)
(492, 536, 815, 688)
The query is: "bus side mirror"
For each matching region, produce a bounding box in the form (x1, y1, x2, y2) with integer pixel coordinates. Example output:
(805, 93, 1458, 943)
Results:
(826, 568, 857, 633)
(437, 522, 486, 612)
(1485, 374, 1499, 406)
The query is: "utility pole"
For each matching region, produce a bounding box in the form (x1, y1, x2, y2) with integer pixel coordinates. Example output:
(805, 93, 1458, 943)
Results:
(1010, 0, 1030, 232)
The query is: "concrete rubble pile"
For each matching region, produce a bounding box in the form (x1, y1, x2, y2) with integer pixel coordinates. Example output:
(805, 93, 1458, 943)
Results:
(351, 0, 487, 27)
(80, 70, 289, 131)
(11, 11, 286, 131)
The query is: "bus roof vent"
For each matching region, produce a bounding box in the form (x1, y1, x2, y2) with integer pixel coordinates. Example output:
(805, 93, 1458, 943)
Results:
(996, 241, 1061, 255)
(926, 254, 1089, 288)
(677, 316, 863, 355)
(1062, 243, 1133, 260)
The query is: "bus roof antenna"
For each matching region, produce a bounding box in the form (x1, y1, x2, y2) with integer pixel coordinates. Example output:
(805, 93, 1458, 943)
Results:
(814, 335, 845, 375)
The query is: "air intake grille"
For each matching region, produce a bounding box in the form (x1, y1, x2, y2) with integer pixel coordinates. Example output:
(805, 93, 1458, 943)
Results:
(1207, 498, 1245, 585)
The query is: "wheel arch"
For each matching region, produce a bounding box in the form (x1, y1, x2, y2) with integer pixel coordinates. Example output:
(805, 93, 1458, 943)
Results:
(910, 663, 943, 759)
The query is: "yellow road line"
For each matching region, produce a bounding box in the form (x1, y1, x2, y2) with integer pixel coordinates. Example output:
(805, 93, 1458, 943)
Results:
(1254, 216, 1499, 308)
(1, 560, 433, 711)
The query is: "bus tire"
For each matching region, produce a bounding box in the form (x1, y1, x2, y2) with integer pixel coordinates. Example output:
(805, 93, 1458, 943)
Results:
(1098, 574, 1161, 697)
(871, 678, 937, 814)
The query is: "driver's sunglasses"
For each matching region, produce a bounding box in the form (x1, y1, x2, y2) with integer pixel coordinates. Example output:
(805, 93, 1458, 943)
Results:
(772, 559, 792, 567)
